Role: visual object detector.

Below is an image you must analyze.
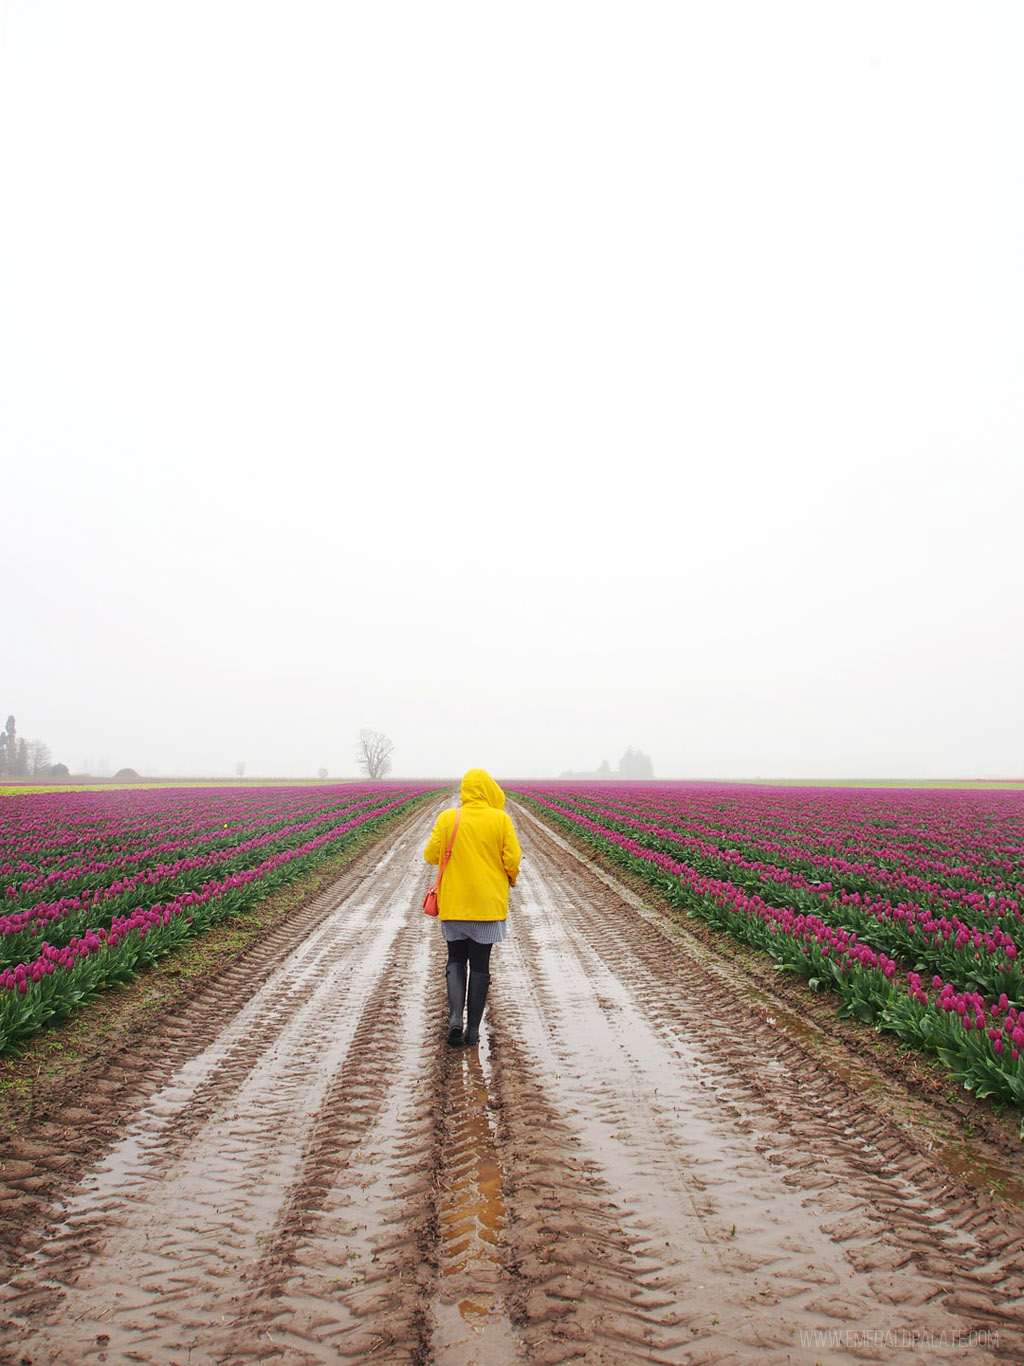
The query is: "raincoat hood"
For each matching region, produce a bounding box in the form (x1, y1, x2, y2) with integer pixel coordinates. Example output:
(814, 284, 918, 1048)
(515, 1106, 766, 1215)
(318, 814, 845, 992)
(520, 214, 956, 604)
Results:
(460, 768, 505, 810)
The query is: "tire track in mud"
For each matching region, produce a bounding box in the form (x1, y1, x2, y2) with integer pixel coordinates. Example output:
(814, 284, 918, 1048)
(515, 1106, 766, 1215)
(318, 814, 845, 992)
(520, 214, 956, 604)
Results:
(486, 1024, 681, 1365)
(494, 803, 1024, 1364)
(431, 1033, 523, 1363)
(0, 804, 448, 1366)
(223, 921, 438, 1364)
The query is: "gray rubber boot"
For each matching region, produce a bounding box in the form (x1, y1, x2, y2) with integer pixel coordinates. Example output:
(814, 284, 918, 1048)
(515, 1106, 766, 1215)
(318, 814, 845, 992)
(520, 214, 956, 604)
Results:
(463, 971, 490, 1045)
(446, 961, 467, 1046)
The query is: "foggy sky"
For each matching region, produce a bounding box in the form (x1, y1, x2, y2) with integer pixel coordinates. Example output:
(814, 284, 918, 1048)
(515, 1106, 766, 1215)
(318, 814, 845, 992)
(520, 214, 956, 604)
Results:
(2, 2, 1022, 782)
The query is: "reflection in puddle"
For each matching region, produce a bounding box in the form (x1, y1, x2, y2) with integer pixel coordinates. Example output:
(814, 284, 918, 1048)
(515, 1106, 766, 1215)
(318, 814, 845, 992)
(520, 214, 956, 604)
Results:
(433, 1032, 523, 1363)
(459, 1297, 492, 1318)
(441, 1049, 505, 1268)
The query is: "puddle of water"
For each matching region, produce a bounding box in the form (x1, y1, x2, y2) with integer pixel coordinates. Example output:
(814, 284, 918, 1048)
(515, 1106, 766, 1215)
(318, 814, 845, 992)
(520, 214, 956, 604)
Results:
(433, 1295, 522, 1365)
(441, 1051, 505, 1267)
(432, 1031, 525, 1363)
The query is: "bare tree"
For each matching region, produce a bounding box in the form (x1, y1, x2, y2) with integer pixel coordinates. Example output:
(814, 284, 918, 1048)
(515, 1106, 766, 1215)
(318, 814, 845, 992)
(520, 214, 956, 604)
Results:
(355, 728, 394, 779)
(235, 760, 246, 778)
(317, 767, 328, 780)
(27, 740, 52, 775)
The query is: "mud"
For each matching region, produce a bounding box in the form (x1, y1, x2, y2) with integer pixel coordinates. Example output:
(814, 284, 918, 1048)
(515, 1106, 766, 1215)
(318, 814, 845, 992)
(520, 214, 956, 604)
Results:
(1, 798, 1023, 1364)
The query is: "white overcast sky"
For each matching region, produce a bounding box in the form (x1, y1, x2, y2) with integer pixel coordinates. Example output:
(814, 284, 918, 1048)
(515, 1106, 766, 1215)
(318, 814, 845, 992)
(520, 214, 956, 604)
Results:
(1, 1, 1021, 781)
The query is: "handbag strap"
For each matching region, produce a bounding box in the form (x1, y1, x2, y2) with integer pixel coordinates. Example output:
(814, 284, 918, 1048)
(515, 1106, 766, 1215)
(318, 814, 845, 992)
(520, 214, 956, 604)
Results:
(436, 808, 460, 888)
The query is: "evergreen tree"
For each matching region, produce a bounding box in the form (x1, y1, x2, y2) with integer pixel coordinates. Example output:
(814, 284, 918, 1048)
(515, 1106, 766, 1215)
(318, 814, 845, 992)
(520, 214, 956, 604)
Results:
(0, 717, 16, 776)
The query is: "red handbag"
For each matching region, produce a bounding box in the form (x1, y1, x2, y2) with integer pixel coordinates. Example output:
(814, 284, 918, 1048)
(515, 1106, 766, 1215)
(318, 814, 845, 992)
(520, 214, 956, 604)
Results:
(423, 808, 460, 916)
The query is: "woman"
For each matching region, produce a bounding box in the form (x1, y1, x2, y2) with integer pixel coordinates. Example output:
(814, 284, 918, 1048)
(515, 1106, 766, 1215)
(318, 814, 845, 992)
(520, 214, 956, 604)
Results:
(424, 768, 522, 1046)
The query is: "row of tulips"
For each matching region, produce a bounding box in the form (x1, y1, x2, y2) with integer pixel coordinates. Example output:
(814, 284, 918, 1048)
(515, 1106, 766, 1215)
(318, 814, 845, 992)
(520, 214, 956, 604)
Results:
(1, 787, 383, 895)
(565, 786, 1024, 924)
(0, 792, 397, 969)
(530, 792, 1024, 1004)
(511, 783, 1024, 1127)
(0, 783, 439, 1053)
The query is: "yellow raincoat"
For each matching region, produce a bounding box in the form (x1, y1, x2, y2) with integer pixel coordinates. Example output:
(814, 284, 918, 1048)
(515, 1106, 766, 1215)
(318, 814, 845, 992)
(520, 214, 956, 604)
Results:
(424, 769, 521, 920)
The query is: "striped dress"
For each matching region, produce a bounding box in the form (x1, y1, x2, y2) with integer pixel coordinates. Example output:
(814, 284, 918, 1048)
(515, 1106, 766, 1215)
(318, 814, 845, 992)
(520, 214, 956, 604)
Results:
(441, 918, 508, 944)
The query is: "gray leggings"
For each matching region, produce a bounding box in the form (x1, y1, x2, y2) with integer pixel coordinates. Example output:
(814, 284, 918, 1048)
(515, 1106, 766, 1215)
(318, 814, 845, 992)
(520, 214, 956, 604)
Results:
(445, 938, 493, 973)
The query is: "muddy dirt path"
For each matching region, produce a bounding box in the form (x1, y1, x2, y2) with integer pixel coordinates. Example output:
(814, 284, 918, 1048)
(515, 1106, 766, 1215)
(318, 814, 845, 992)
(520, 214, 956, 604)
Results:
(2, 799, 1024, 1364)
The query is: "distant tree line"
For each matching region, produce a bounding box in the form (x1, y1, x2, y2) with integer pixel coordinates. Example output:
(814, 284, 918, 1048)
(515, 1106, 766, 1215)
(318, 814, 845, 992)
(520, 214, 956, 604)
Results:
(0, 715, 69, 779)
(559, 746, 654, 781)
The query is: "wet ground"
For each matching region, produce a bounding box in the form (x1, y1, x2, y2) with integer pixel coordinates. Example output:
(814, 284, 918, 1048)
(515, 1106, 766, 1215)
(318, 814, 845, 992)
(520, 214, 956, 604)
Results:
(2, 799, 1023, 1363)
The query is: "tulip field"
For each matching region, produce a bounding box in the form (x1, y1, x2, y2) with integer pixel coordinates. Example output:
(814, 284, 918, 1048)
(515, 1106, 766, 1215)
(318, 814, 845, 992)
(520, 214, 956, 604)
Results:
(7, 782, 1024, 1362)
(510, 782, 1024, 1125)
(6, 776, 1024, 1131)
(0, 782, 437, 1053)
